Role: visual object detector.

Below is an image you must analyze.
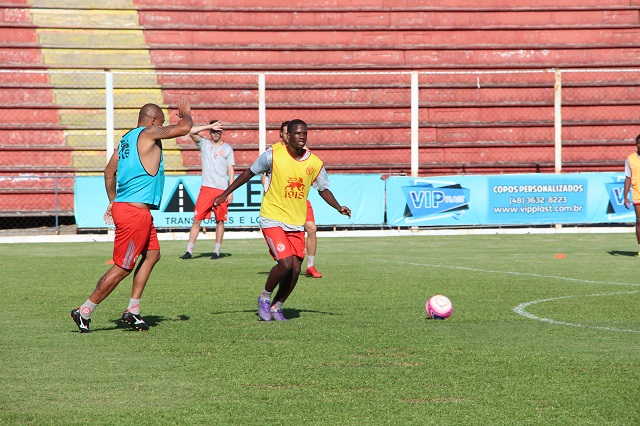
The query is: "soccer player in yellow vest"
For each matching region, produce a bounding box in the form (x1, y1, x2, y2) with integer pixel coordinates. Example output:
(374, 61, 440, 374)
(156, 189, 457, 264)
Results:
(262, 121, 324, 278)
(214, 119, 351, 321)
(623, 134, 640, 255)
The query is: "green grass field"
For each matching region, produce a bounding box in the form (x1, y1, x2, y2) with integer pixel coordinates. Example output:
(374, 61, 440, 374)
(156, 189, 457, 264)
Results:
(1, 233, 639, 425)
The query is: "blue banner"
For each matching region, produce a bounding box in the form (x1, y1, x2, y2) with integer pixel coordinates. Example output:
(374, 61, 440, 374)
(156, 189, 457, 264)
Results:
(74, 174, 384, 228)
(75, 172, 634, 228)
(386, 173, 634, 226)
(308, 174, 385, 226)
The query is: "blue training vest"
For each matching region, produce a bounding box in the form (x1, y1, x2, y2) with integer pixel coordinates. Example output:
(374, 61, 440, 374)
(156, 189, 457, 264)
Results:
(113, 126, 165, 210)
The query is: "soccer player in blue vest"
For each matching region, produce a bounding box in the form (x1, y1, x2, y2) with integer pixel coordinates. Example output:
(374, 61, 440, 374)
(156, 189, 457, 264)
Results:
(70, 101, 193, 333)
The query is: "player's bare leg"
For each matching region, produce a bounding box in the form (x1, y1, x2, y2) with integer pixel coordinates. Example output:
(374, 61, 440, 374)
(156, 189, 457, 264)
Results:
(181, 220, 202, 259)
(130, 249, 160, 299)
(211, 220, 225, 259)
(270, 256, 303, 321)
(71, 264, 130, 333)
(88, 265, 131, 304)
(634, 204, 640, 255)
(121, 249, 159, 331)
(258, 256, 293, 321)
(305, 221, 322, 278)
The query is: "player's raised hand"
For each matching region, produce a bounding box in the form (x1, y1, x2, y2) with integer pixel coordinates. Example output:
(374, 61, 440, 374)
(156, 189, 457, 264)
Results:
(177, 100, 191, 119)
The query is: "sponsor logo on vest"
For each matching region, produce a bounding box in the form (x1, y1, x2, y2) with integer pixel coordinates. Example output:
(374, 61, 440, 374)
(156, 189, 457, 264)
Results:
(284, 177, 305, 199)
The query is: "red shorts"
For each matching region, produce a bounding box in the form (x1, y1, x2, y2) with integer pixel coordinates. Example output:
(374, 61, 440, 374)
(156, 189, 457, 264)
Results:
(194, 186, 228, 222)
(112, 202, 159, 270)
(306, 199, 315, 223)
(261, 227, 306, 261)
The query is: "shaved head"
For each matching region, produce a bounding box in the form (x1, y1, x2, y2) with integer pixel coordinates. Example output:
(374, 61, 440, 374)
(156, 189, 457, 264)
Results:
(138, 103, 164, 126)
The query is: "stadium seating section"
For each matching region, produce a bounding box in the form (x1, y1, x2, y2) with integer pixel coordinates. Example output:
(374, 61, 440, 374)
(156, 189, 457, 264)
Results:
(1, 0, 640, 215)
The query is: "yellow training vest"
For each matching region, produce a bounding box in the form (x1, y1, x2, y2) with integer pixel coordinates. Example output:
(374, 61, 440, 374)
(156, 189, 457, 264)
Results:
(628, 152, 640, 202)
(261, 142, 323, 226)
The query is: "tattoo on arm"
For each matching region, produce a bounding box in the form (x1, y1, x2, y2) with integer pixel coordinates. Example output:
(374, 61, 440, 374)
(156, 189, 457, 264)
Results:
(145, 125, 175, 138)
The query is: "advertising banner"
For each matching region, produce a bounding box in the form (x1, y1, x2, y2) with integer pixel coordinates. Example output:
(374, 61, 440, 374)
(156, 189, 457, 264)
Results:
(74, 174, 385, 229)
(386, 173, 633, 227)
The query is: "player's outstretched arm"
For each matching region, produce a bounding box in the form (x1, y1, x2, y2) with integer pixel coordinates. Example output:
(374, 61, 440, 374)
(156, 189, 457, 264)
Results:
(214, 168, 256, 206)
(318, 189, 351, 218)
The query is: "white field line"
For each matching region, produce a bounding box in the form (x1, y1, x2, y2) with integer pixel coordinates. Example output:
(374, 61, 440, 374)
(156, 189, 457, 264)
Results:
(513, 291, 640, 334)
(380, 259, 640, 333)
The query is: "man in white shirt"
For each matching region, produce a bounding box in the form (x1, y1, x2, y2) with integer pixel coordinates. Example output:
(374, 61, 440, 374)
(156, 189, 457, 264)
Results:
(180, 120, 233, 260)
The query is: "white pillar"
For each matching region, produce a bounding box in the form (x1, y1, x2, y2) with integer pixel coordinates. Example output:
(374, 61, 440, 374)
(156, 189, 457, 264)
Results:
(105, 70, 114, 162)
(258, 73, 266, 154)
(554, 69, 562, 174)
(411, 71, 419, 177)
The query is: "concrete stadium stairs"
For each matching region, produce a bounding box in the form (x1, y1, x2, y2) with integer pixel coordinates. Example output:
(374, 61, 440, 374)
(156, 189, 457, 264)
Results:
(1, 0, 640, 215)
(130, 0, 640, 174)
(0, 0, 166, 214)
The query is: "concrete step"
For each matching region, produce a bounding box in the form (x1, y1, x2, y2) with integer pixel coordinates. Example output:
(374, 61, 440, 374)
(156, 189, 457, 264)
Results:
(36, 29, 148, 49)
(144, 47, 640, 71)
(137, 9, 638, 30)
(29, 8, 140, 29)
(140, 28, 640, 50)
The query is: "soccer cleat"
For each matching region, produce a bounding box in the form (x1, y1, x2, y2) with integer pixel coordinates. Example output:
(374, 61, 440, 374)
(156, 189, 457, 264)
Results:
(180, 252, 192, 259)
(270, 309, 288, 321)
(305, 266, 322, 278)
(70, 308, 91, 333)
(210, 252, 220, 260)
(122, 311, 150, 331)
(257, 296, 272, 321)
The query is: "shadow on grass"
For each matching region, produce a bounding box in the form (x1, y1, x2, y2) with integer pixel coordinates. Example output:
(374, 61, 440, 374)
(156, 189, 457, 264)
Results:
(179, 252, 232, 260)
(209, 252, 232, 260)
(210, 308, 339, 321)
(255, 271, 323, 279)
(608, 250, 638, 257)
(73, 314, 190, 333)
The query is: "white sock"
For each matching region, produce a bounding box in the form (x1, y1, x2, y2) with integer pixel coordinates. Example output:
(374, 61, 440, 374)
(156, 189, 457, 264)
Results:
(127, 298, 141, 315)
(307, 255, 315, 268)
(79, 299, 98, 319)
(271, 301, 284, 312)
(187, 243, 194, 254)
(261, 289, 272, 300)
(215, 243, 221, 254)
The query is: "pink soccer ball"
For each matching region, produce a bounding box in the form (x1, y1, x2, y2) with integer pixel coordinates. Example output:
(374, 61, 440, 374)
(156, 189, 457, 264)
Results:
(426, 295, 453, 319)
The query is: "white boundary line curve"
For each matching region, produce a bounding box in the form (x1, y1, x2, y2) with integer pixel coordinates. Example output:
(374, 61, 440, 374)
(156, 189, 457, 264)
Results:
(379, 259, 640, 333)
(513, 291, 640, 334)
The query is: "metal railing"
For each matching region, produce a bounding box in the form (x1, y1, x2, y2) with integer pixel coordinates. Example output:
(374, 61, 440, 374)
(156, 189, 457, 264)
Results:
(1, 68, 638, 233)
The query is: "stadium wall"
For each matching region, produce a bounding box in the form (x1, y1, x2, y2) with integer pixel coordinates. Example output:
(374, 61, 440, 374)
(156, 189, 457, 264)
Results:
(73, 171, 632, 230)
(1, 0, 640, 234)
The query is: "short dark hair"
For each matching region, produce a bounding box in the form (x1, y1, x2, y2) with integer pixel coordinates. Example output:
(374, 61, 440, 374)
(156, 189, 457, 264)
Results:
(287, 119, 307, 135)
(280, 121, 290, 133)
(209, 120, 221, 134)
(636, 134, 640, 143)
